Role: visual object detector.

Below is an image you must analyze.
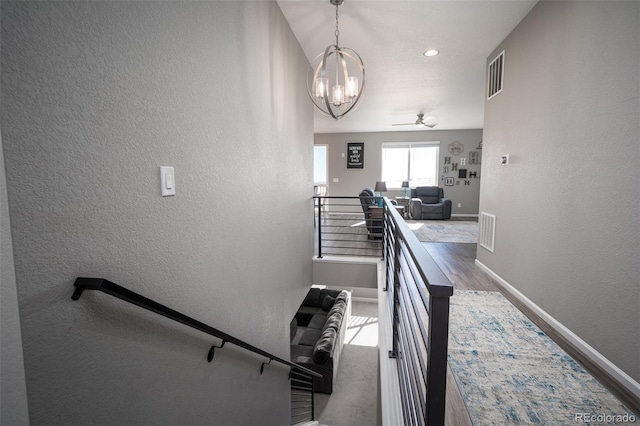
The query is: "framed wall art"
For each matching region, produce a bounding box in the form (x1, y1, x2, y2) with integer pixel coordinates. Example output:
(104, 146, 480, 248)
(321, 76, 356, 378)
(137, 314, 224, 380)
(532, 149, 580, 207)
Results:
(346, 142, 364, 169)
(444, 177, 454, 186)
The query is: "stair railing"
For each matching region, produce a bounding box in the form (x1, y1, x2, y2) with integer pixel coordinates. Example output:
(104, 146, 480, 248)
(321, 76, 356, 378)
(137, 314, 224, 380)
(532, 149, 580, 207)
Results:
(381, 198, 454, 426)
(72, 278, 322, 381)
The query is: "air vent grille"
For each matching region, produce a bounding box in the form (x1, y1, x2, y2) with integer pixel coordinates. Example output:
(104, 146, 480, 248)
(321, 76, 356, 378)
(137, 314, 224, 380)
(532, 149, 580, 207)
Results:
(487, 51, 504, 100)
(479, 212, 496, 252)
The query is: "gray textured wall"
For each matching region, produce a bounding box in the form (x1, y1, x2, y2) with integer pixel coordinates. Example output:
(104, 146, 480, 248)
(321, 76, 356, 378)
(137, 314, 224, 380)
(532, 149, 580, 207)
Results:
(1, 135, 30, 425)
(1, 2, 313, 424)
(478, 1, 639, 382)
(315, 130, 483, 216)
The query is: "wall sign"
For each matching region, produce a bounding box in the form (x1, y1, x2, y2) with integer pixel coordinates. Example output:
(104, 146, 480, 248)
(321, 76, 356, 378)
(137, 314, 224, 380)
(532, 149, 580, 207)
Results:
(347, 142, 364, 169)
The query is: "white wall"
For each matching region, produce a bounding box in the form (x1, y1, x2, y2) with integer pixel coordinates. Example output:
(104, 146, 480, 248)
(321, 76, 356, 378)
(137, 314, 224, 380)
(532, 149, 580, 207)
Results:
(1, 1, 313, 424)
(479, 1, 639, 382)
(315, 130, 483, 215)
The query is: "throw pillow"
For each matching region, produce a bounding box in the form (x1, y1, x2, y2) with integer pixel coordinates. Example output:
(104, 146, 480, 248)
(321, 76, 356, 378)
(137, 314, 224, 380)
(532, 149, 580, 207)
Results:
(322, 313, 342, 333)
(312, 328, 336, 365)
(328, 300, 346, 318)
(321, 295, 336, 311)
(335, 291, 349, 304)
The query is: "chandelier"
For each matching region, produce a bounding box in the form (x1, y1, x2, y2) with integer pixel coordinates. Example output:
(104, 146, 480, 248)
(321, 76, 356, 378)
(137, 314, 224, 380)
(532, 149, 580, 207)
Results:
(307, 0, 365, 120)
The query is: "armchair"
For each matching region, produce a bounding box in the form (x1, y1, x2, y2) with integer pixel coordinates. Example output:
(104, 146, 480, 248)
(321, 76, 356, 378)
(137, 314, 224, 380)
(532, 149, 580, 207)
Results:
(410, 186, 452, 220)
(359, 187, 382, 237)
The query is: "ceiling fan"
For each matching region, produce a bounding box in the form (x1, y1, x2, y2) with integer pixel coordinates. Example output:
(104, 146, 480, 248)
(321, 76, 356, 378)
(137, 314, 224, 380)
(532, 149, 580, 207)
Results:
(392, 113, 438, 129)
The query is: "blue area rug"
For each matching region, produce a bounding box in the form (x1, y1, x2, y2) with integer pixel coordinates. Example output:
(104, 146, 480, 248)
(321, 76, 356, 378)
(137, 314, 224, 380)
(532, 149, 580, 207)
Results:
(447, 291, 634, 425)
(407, 220, 478, 243)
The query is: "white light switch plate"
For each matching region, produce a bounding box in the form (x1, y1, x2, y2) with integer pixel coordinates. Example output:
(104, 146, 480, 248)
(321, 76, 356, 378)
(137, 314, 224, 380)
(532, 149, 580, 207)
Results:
(160, 166, 175, 196)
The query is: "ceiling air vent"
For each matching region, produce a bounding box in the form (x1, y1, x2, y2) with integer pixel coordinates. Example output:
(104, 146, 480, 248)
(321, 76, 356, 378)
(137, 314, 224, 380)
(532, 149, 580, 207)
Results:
(487, 50, 504, 100)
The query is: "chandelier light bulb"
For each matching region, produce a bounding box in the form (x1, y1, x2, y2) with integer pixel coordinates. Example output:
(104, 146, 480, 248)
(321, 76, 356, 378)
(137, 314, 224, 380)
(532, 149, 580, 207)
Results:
(332, 84, 345, 106)
(346, 76, 359, 98)
(315, 78, 328, 99)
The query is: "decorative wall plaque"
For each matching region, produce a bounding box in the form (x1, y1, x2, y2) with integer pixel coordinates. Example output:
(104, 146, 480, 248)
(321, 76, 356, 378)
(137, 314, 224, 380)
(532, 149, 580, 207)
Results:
(448, 141, 464, 156)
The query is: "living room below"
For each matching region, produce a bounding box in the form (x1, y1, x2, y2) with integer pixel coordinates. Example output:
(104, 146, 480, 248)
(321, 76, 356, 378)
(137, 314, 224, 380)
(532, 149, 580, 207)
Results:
(315, 129, 483, 217)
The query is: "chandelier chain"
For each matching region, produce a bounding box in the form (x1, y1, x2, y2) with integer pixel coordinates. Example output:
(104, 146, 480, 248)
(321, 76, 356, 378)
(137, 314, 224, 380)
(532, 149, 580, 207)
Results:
(334, 4, 340, 46)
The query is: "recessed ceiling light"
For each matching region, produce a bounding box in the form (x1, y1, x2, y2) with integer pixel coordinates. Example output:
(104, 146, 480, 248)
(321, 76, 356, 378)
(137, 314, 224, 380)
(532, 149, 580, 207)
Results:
(423, 49, 439, 57)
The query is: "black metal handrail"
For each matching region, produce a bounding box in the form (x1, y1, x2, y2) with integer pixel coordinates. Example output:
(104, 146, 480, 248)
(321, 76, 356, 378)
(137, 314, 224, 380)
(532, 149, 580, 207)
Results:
(313, 195, 384, 258)
(71, 277, 321, 379)
(381, 198, 453, 426)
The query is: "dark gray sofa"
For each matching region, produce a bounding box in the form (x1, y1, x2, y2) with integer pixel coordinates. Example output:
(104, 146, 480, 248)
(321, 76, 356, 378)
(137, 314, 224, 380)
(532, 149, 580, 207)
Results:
(410, 186, 452, 220)
(291, 288, 351, 394)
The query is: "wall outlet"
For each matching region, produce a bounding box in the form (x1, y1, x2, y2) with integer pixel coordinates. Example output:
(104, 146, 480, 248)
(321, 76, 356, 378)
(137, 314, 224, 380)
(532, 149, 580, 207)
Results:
(457, 203, 461, 208)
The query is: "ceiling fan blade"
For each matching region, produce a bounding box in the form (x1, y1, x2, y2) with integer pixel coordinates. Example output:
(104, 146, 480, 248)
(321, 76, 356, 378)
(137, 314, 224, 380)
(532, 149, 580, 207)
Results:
(391, 123, 415, 126)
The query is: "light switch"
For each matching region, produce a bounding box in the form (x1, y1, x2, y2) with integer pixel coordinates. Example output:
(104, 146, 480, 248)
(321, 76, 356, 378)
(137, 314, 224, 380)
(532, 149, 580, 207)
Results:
(160, 166, 175, 196)
(333, 178, 339, 183)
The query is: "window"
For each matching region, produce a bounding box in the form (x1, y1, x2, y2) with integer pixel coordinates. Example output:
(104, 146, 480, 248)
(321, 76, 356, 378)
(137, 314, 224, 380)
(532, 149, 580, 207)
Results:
(381, 142, 439, 188)
(313, 145, 327, 184)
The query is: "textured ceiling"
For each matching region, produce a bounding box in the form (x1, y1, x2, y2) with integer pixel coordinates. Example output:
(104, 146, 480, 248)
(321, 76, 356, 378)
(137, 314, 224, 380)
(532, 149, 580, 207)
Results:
(277, 0, 537, 133)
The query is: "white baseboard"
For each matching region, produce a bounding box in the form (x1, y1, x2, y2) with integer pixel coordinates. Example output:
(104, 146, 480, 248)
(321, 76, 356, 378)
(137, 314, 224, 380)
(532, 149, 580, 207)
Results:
(451, 213, 479, 218)
(475, 259, 640, 401)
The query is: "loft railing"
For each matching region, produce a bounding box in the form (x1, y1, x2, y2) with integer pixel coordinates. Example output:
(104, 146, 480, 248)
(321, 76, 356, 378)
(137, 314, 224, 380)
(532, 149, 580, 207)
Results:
(381, 198, 454, 426)
(313, 195, 384, 258)
(72, 277, 321, 423)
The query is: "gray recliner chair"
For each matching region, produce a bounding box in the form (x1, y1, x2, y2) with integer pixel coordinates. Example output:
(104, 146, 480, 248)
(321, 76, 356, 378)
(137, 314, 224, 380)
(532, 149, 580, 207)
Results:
(359, 187, 382, 236)
(410, 186, 452, 220)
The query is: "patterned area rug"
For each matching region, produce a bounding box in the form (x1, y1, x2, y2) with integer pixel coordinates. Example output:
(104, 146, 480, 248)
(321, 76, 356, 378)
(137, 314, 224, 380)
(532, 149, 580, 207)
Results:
(406, 220, 478, 243)
(448, 291, 634, 425)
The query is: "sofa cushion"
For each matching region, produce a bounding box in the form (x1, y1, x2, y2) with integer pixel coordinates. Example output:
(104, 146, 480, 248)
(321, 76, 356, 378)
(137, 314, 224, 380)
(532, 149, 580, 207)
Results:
(302, 288, 322, 307)
(415, 186, 441, 204)
(291, 344, 314, 362)
(297, 306, 320, 316)
(308, 313, 328, 330)
(321, 295, 336, 311)
(335, 290, 349, 304)
(328, 300, 346, 318)
(421, 203, 444, 213)
(322, 313, 342, 333)
(313, 328, 337, 365)
(299, 328, 323, 346)
(295, 306, 321, 327)
(320, 289, 341, 300)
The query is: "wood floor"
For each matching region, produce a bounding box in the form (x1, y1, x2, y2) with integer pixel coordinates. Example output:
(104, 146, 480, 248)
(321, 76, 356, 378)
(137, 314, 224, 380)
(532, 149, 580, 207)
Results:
(422, 242, 499, 292)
